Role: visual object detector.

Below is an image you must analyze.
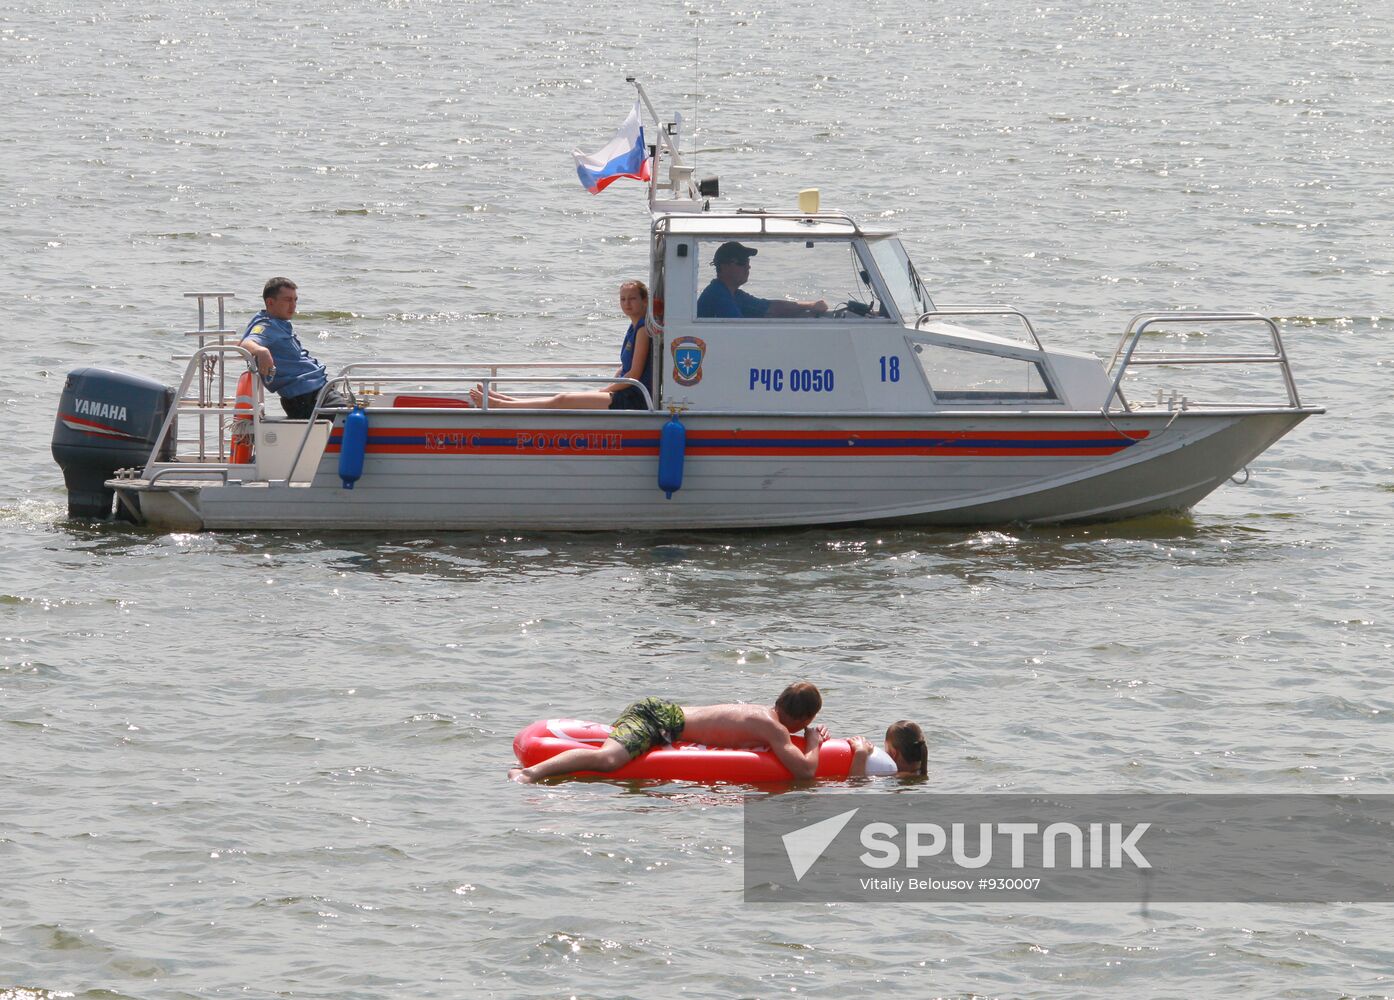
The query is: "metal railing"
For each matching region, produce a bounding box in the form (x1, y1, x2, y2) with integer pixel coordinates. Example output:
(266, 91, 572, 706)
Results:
(655, 210, 865, 238)
(144, 348, 659, 486)
(143, 344, 260, 478)
(279, 369, 656, 487)
(334, 359, 615, 396)
(1104, 312, 1304, 414)
(329, 360, 648, 410)
(148, 466, 232, 485)
(914, 305, 1045, 352)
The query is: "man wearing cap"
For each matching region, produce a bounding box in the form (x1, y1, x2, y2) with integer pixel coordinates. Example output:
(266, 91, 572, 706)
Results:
(696, 242, 830, 319)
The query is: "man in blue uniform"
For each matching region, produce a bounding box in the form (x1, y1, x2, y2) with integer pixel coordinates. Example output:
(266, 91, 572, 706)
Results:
(695, 242, 830, 319)
(239, 277, 348, 419)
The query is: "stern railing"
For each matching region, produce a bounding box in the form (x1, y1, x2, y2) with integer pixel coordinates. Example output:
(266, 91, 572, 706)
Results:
(143, 344, 263, 477)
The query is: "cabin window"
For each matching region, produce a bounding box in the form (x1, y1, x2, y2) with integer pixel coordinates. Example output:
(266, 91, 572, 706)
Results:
(913, 343, 1057, 401)
(693, 239, 889, 321)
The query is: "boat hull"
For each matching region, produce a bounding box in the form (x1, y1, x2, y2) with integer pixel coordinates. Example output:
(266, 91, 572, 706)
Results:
(115, 408, 1316, 532)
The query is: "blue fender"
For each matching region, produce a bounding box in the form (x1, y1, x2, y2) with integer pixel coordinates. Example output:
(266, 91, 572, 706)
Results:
(658, 413, 686, 499)
(338, 405, 368, 489)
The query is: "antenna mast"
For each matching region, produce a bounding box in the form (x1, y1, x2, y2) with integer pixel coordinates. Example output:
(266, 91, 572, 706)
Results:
(627, 77, 704, 213)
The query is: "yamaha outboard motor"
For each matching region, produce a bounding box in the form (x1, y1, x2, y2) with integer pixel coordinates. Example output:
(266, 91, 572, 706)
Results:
(52, 367, 175, 519)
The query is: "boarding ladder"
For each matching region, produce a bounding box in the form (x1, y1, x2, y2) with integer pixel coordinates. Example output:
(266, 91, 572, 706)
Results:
(169, 292, 244, 462)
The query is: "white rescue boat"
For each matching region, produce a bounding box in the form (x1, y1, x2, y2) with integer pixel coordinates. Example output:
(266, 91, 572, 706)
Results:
(53, 83, 1321, 532)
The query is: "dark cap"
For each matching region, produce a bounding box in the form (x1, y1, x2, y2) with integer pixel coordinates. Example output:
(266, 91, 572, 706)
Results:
(712, 241, 758, 266)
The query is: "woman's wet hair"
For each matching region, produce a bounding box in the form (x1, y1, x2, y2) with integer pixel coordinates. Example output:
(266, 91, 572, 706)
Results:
(774, 681, 822, 728)
(620, 279, 649, 301)
(886, 720, 927, 777)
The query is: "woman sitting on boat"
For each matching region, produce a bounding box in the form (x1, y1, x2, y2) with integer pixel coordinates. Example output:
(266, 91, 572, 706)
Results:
(470, 280, 653, 410)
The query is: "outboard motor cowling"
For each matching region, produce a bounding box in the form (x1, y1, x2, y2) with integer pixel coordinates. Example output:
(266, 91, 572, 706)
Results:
(52, 367, 175, 519)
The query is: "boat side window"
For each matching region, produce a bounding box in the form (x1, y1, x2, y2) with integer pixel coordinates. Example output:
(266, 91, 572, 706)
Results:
(694, 239, 890, 321)
(913, 342, 1057, 401)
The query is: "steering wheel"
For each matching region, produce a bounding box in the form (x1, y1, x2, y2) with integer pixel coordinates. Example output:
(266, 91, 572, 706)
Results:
(829, 300, 873, 319)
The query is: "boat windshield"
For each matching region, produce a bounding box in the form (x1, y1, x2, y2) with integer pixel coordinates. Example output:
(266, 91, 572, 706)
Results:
(868, 237, 933, 322)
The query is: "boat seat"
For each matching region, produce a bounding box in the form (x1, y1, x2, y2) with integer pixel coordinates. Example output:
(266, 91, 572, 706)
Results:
(391, 395, 472, 408)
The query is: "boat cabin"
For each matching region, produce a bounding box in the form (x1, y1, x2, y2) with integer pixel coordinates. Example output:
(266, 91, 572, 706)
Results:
(650, 211, 1113, 414)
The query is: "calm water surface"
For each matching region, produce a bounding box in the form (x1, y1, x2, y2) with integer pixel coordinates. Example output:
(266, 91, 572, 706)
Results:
(2, 1, 1392, 997)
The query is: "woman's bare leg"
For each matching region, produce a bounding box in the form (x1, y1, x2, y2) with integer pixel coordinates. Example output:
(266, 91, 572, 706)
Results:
(509, 738, 632, 783)
(470, 384, 613, 410)
(470, 384, 519, 407)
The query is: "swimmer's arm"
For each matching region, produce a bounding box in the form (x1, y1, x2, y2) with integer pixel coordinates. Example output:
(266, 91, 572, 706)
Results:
(769, 721, 824, 780)
(847, 735, 872, 777)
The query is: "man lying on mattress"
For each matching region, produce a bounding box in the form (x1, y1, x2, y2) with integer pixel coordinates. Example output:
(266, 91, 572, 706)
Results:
(507, 682, 826, 783)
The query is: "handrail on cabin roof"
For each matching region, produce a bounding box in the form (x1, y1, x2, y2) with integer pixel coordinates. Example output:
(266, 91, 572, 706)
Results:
(653, 211, 867, 238)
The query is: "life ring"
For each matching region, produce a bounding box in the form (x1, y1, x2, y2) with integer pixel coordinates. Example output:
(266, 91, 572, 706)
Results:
(513, 718, 894, 783)
(230, 370, 255, 464)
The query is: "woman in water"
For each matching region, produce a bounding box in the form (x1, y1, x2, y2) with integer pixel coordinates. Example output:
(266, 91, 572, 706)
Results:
(471, 280, 652, 410)
(848, 720, 928, 778)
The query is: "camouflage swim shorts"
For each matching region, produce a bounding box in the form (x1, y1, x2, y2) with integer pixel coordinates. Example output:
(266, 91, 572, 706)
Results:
(609, 697, 686, 757)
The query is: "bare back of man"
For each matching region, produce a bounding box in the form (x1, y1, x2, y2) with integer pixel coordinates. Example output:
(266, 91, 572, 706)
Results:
(509, 683, 825, 784)
(679, 703, 790, 748)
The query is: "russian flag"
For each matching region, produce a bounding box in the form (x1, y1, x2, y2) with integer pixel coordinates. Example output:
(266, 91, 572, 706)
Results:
(573, 101, 652, 194)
